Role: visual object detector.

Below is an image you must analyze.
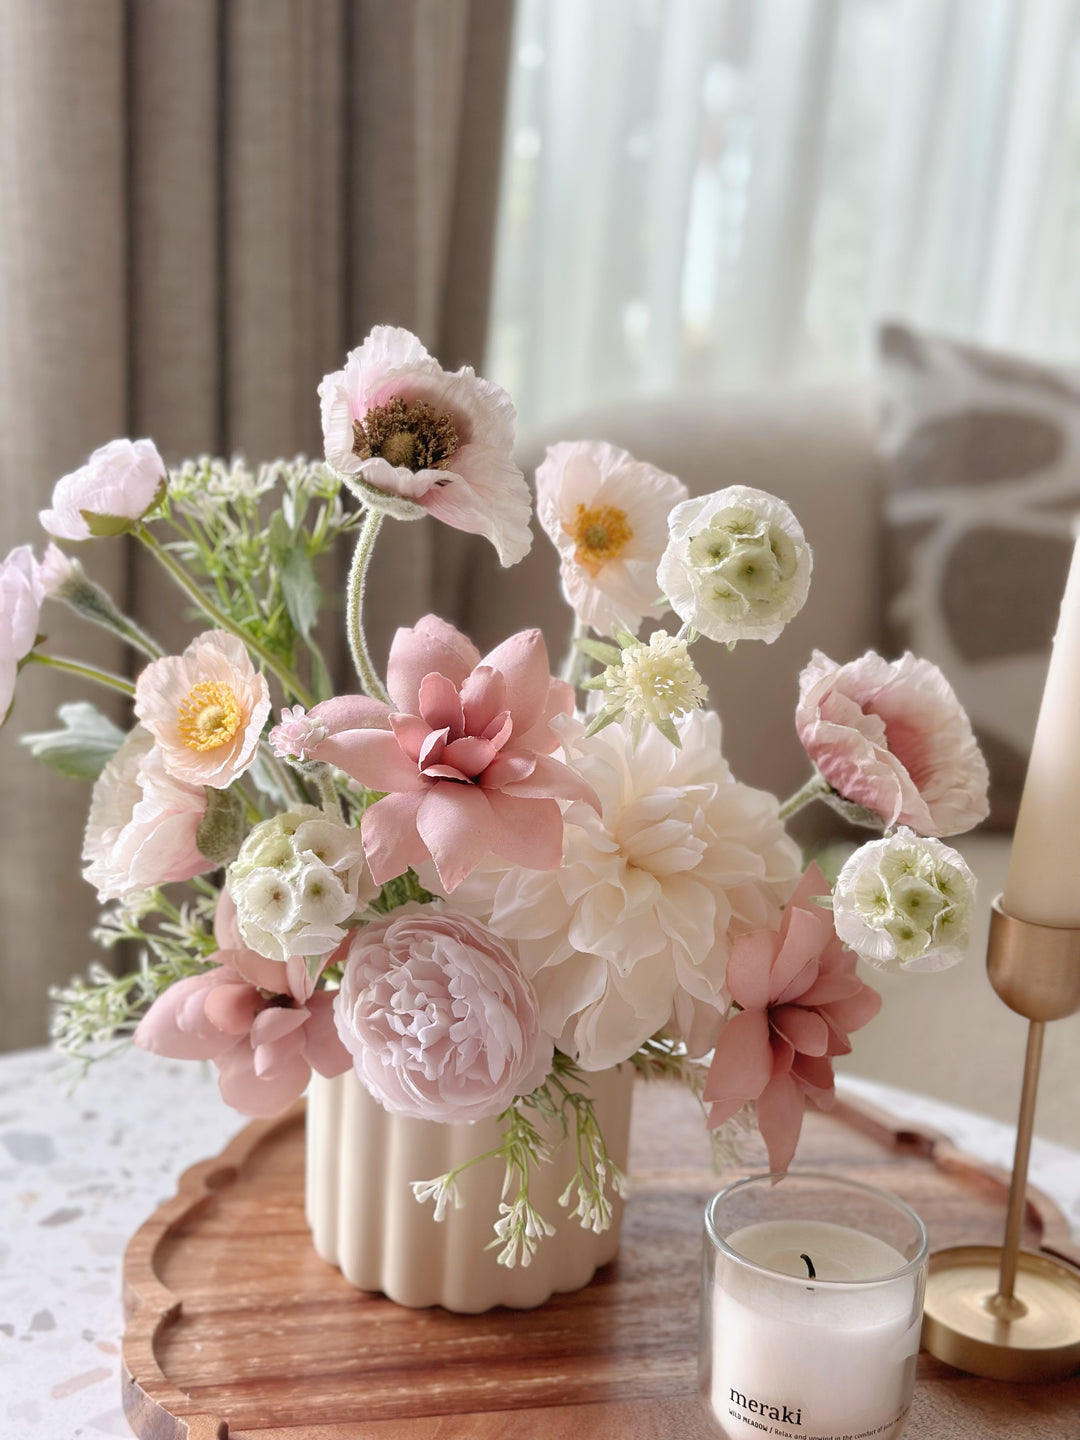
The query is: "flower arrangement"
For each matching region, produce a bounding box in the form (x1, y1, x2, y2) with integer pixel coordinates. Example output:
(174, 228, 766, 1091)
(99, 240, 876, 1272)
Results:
(3, 326, 989, 1267)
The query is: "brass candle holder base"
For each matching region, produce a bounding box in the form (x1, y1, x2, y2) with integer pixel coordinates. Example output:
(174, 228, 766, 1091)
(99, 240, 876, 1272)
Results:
(921, 903, 1080, 1382)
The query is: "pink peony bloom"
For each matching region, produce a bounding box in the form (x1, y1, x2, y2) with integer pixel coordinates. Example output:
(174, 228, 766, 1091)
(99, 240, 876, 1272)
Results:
(134, 630, 271, 789)
(82, 729, 211, 901)
(0, 545, 51, 717)
(318, 326, 532, 566)
(703, 863, 881, 1173)
(39, 438, 165, 540)
(333, 906, 553, 1123)
(134, 946, 351, 1117)
(535, 440, 688, 637)
(796, 650, 989, 838)
(301, 616, 598, 892)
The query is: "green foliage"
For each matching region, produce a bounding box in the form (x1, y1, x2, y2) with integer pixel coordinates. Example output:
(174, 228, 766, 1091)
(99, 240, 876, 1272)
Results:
(20, 702, 125, 779)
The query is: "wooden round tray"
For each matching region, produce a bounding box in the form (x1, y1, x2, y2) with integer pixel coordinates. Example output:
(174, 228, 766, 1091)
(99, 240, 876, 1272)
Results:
(122, 1079, 1080, 1439)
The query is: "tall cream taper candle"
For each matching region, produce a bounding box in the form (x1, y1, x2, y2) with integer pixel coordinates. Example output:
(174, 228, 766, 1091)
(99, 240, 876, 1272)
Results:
(1002, 529, 1080, 927)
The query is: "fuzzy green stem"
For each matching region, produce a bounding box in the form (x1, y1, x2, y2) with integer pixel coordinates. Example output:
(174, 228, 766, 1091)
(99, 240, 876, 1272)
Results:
(25, 651, 135, 697)
(345, 509, 391, 704)
(561, 616, 591, 690)
(137, 526, 313, 706)
(778, 772, 831, 821)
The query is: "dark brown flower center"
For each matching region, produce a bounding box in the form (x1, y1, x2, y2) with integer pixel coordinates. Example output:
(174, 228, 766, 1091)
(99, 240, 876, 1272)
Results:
(352, 397, 459, 472)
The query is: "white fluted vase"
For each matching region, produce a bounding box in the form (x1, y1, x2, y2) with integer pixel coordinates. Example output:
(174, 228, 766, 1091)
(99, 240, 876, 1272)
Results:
(305, 1064, 635, 1312)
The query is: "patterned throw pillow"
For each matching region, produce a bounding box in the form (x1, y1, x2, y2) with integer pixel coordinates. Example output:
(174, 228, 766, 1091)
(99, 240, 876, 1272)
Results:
(878, 321, 1080, 830)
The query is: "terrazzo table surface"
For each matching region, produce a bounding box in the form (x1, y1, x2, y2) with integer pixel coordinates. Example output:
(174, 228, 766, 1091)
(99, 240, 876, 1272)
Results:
(1, 1045, 1078, 1440)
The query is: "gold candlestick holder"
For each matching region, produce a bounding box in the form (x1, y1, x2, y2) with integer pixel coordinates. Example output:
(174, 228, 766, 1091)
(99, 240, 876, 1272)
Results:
(921, 898, 1080, 1381)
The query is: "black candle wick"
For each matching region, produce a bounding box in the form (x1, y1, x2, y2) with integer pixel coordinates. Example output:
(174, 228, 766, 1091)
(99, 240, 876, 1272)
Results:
(800, 1253, 816, 1280)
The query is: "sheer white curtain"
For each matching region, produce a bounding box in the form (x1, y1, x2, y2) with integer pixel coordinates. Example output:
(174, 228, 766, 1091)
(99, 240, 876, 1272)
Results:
(489, 0, 1080, 430)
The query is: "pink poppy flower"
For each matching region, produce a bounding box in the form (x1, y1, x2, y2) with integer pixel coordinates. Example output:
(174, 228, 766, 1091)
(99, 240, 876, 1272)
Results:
(39, 438, 165, 540)
(82, 730, 211, 901)
(134, 630, 271, 789)
(318, 326, 532, 566)
(0, 545, 50, 717)
(299, 615, 598, 892)
(333, 906, 553, 1123)
(795, 650, 989, 837)
(702, 863, 881, 1174)
(133, 947, 351, 1118)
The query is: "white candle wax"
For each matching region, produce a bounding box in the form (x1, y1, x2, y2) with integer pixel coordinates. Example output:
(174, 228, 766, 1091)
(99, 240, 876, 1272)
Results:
(709, 1221, 921, 1440)
(1003, 532, 1080, 926)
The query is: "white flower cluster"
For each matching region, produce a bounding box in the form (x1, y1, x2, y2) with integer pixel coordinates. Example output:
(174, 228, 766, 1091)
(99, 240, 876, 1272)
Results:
(658, 486, 812, 644)
(168, 455, 342, 524)
(833, 828, 975, 972)
(600, 630, 707, 735)
(227, 806, 375, 962)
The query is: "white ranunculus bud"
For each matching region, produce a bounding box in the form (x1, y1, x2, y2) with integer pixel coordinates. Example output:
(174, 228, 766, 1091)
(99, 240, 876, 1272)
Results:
(832, 828, 975, 972)
(657, 486, 812, 644)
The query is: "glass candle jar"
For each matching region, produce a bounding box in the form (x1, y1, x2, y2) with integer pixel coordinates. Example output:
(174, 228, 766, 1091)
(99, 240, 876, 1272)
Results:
(701, 1173, 928, 1440)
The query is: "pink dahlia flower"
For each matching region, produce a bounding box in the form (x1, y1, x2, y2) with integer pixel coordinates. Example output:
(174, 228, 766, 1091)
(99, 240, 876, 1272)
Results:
(795, 650, 989, 837)
(318, 326, 532, 566)
(134, 946, 350, 1117)
(333, 906, 553, 1123)
(703, 863, 881, 1173)
(82, 729, 211, 901)
(300, 615, 598, 892)
(535, 440, 688, 637)
(39, 438, 165, 540)
(134, 630, 271, 789)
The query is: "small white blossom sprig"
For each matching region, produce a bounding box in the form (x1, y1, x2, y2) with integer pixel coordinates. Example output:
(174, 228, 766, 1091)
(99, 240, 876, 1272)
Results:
(410, 1054, 627, 1267)
(832, 828, 976, 972)
(579, 628, 708, 746)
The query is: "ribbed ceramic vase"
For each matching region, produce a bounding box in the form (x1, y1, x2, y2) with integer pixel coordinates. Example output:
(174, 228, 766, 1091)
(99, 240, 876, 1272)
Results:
(305, 1063, 635, 1312)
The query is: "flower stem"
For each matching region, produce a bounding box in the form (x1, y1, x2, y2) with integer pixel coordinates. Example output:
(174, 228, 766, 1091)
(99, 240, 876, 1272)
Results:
(562, 616, 590, 690)
(778, 772, 831, 821)
(345, 508, 391, 704)
(24, 652, 135, 697)
(137, 526, 313, 707)
(54, 570, 164, 661)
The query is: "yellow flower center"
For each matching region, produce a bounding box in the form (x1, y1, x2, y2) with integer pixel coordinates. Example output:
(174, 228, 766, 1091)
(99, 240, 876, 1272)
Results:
(567, 503, 634, 575)
(177, 680, 243, 752)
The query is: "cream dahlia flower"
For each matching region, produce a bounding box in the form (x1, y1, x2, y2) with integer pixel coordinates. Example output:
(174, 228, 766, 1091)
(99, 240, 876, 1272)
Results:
(832, 829, 975, 972)
(658, 486, 811, 644)
(536, 441, 688, 636)
(134, 630, 271, 788)
(447, 711, 801, 1070)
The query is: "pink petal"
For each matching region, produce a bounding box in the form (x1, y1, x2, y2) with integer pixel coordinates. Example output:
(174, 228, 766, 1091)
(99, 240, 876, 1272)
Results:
(724, 930, 779, 1010)
(386, 616, 480, 713)
(213, 890, 245, 950)
(418, 673, 465, 737)
(460, 667, 507, 736)
(314, 729, 424, 792)
(792, 1052, 836, 1102)
(422, 764, 470, 781)
(226, 948, 289, 995)
(252, 1031, 305, 1078)
(420, 445, 533, 568)
(484, 791, 564, 870)
(308, 694, 392, 734)
(821, 985, 882, 1038)
(215, 1046, 311, 1117)
(203, 979, 260, 1036)
(770, 1005, 829, 1057)
(770, 1030, 795, 1078)
(302, 994, 353, 1078)
(781, 861, 832, 921)
(497, 752, 601, 811)
(389, 713, 432, 762)
(769, 907, 828, 1004)
(133, 972, 229, 1061)
(513, 678, 576, 755)
(796, 971, 864, 1007)
(480, 750, 537, 788)
(442, 735, 498, 778)
(756, 1072, 807, 1174)
(478, 629, 552, 736)
(418, 726, 449, 768)
(416, 781, 495, 891)
(361, 790, 427, 884)
(250, 1005, 308, 1046)
(702, 1010, 772, 1108)
(483, 711, 514, 749)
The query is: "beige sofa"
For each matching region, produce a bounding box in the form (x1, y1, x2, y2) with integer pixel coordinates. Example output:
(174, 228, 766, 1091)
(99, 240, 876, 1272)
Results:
(458, 387, 1079, 1147)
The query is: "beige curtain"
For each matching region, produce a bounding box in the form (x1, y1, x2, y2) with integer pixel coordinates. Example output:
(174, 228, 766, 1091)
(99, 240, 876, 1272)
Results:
(0, 0, 514, 1049)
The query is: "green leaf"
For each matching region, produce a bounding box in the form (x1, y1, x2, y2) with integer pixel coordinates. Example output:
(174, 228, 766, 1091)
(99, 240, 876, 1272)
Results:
(267, 511, 293, 565)
(196, 786, 247, 865)
(19, 702, 125, 779)
(280, 547, 320, 640)
(583, 708, 621, 738)
(653, 716, 682, 748)
(574, 638, 622, 668)
(81, 510, 135, 538)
